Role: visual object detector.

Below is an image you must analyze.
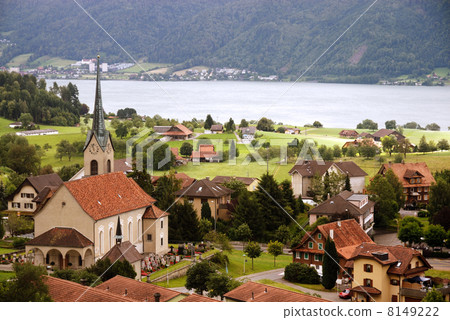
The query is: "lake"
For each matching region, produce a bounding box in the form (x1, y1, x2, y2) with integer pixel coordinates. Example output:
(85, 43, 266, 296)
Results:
(53, 80, 450, 129)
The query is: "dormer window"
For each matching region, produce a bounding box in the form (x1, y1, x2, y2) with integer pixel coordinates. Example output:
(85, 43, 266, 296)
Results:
(410, 178, 415, 184)
(416, 178, 421, 183)
(308, 242, 313, 249)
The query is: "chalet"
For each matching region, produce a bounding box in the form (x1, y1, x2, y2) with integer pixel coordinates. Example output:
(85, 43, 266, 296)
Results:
(378, 162, 435, 208)
(289, 160, 367, 197)
(224, 281, 329, 302)
(308, 191, 375, 233)
(372, 129, 405, 142)
(7, 173, 63, 216)
(192, 144, 219, 162)
(174, 178, 232, 221)
(240, 126, 256, 141)
(349, 243, 434, 302)
(339, 130, 359, 138)
(211, 176, 259, 191)
(162, 124, 193, 140)
(210, 124, 223, 134)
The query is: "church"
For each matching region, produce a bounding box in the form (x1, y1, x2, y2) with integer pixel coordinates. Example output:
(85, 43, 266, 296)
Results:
(26, 56, 169, 270)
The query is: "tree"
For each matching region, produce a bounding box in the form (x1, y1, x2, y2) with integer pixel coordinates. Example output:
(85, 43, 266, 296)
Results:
(313, 121, 323, 128)
(418, 135, 429, 153)
(381, 136, 398, 156)
(432, 206, 450, 231)
(256, 117, 274, 131)
(437, 139, 449, 151)
(86, 258, 136, 283)
(346, 145, 357, 157)
(404, 122, 418, 129)
(344, 175, 351, 191)
(204, 114, 214, 129)
(222, 178, 246, 199)
(276, 126, 285, 133)
(180, 142, 193, 156)
(367, 173, 401, 227)
(57, 163, 81, 181)
(284, 263, 320, 284)
(0, 181, 7, 211)
(115, 122, 128, 139)
(267, 240, 283, 267)
(19, 113, 34, 128)
(201, 201, 212, 220)
(385, 169, 405, 208)
(0, 218, 5, 239)
(397, 138, 411, 158)
(422, 288, 445, 302)
(244, 241, 262, 270)
(169, 201, 200, 241)
(239, 119, 249, 128)
(424, 224, 446, 248)
(55, 139, 76, 161)
(356, 119, 378, 131)
(385, 120, 397, 130)
(0, 263, 52, 302)
(116, 108, 137, 119)
(275, 225, 291, 245)
(206, 273, 239, 300)
(127, 167, 154, 195)
(236, 223, 252, 247)
(398, 220, 423, 246)
(359, 144, 377, 158)
(224, 117, 235, 132)
(233, 190, 263, 239)
(2, 135, 40, 175)
(153, 171, 182, 210)
(204, 231, 232, 252)
(322, 237, 339, 289)
(428, 177, 450, 221)
(199, 218, 213, 238)
(185, 261, 215, 295)
(425, 123, 440, 131)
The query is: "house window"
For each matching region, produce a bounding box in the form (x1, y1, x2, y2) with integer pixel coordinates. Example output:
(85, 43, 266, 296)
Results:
(417, 178, 421, 183)
(364, 264, 373, 273)
(408, 264, 411, 270)
(308, 242, 313, 249)
(187, 197, 194, 204)
(46, 254, 49, 264)
(78, 255, 82, 267)
(137, 219, 142, 239)
(417, 187, 422, 192)
(318, 233, 322, 240)
(418, 195, 422, 201)
(296, 252, 300, 259)
(128, 222, 133, 242)
(91, 160, 98, 176)
(390, 279, 399, 286)
(410, 178, 415, 184)
(314, 254, 322, 262)
(318, 243, 323, 250)
(99, 231, 104, 254)
(147, 234, 152, 241)
(21, 193, 34, 198)
(109, 228, 114, 248)
(161, 219, 163, 229)
(12, 202, 20, 208)
(424, 195, 428, 200)
(304, 253, 309, 259)
(364, 278, 373, 287)
(403, 188, 407, 194)
(24, 203, 33, 209)
(415, 261, 419, 268)
(161, 237, 164, 246)
(424, 187, 428, 192)
(107, 160, 111, 173)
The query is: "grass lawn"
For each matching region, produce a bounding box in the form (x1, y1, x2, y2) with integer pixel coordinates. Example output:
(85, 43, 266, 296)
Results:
(7, 53, 33, 67)
(144, 260, 192, 281)
(118, 63, 172, 73)
(0, 248, 18, 254)
(425, 269, 450, 279)
(154, 275, 187, 288)
(197, 133, 237, 141)
(256, 279, 305, 294)
(0, 271, 15, 281)
(29, 55, 76, 68)
(173, 66, 209, 76)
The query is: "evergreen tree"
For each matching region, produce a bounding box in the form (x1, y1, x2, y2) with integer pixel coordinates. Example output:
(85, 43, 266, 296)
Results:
(233, 190, 263, 239)
(422, 288, 445, 302)
(225, 117, 235, 132)
(322, 237, 339, 289)
(153, 171, 182, 211)
(171, 201, 200, 241)
(280, 179, 298, 216)
(204, 114, 214, 129)
(201, 201, 212, 220)
(344, 174, 352, 191)
(418, 135, 429, 153)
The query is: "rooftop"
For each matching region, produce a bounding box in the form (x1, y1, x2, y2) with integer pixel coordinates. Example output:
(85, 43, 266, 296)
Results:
(27, 227, 93, 248)
(174, 178, 232, 198)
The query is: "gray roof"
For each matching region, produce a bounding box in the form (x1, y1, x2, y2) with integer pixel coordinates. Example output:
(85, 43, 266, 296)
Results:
(175, 178, 232, 198)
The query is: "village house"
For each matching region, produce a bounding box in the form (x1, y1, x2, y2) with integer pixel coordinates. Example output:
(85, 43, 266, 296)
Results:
(240, 126, 256, 141)
(349, 243, 435, 302)
(284, 127, 300, 134)
(289, 160, 367, 197)
(308, 190, 375, 233)
(7, 173, 63, 216)
(210, 124, 223, 134)
(292, 219, 374, 277)
(153, 126, 171, 134)
(339, 129, 359, 138)
(211, 176, 259, 191)
(174, 178, 232, 221)
(378, 162, 436, 208)
(162, 124, 193, 140)
(372, 129, 405, 142)
(224, 281, 329, 302)
(192, 144, 219, 162)
(358, 132, 375, 139)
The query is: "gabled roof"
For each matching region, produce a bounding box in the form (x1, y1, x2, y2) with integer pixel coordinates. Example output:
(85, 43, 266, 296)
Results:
(163, 124, 193, 136)
(378, 162, 436, 188)
(180, 294, 219, 302)
(96, 275, 182, 302)
(339, 130, 359, 136)
(45, 276, 136, 302)
(153, 126, 171, 133)
(372, 129, 405, 140)
(64, 172, 156, 220)
(240, 126, 256, 134)
(102, 241, 142, 264)
(224, 281, 329, 302)
(211, 176, 257, 186)
(12, 173, 63, 198)
(174, 178, 232, 198)
(308, 191, 374, 217)
(288, 160, 333, 176)
(210, 124, 223, 131)
(152, 172, 196, 189)
(143, 204, 169, 219)
(334, 161, 368, 177)
(26, 227, 93, 248)
(114, 158, 133, 173)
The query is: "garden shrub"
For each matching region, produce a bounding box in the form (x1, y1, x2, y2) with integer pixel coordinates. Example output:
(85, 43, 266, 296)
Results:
(284, 263, 320, 284)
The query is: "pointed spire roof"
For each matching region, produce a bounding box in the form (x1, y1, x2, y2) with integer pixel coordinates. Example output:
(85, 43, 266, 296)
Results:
(83, 55, 110, 151)
(115, 216, 123, 245)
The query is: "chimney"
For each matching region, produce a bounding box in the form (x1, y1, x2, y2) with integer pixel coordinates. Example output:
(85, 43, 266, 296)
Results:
(330, 229, 334, 239)
(154, 292, 161, 302)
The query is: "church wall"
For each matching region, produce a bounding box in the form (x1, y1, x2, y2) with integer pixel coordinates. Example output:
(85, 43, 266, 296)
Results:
(84, 135, 114, 177)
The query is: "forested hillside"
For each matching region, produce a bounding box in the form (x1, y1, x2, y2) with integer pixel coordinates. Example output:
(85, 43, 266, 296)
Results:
(1, 0, 449, 79)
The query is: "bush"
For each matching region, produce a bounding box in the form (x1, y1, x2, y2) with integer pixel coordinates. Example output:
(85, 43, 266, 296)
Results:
(209, 252, 229, 267)
(12, 237, 28, 248)
(417, 210, 430, 218)
(284, 263, 320, 284)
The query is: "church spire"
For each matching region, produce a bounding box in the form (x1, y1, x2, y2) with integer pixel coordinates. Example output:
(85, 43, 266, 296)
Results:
(115, 216, 123, 245)
(92, 55, 107, 145)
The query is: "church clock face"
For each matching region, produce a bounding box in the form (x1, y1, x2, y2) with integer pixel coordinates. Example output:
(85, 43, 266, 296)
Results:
(106, 142, 112, 154)
(89, 143, 99, 155)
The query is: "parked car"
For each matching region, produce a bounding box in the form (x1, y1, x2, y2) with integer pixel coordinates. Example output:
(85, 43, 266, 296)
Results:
(339, 289, 351, 299)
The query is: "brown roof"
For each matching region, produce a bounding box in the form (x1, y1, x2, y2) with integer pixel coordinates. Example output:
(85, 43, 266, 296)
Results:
(102, 241, 142, 264)
(153, 126, 171, 133)
(308, 191, 374, 217)
(372, 129, 405, 140)
(114, 158, 133, 173)
(240, 127, 256, 134)
(64, 172, 156, 220)
(33, 186, 58, 204)
(210, 124, 223, 131)
(289, 161, 366, 177)
(175, 178, 232, 198)
(171, 147, 183, 160)
(143, 204, 170, 219)
(347, 243, 432, 275)
(27, 173, 63, 191)
(45, 276, 136, 302)
(224, 281, 329, 302)
(180, 294, 219, 302)
(192, 144, 217, 159)
(96, 275, 181, 302)
(152, 173, 196, 189)
(339, 130, 359, 137)
(358, 132, 374, 138)
(163, 124, 193, 136)
(378, 162, 436, 188)
(27, 227, 93, 248)
(211, 176, 257, 186)
(351, 286, 381, 295)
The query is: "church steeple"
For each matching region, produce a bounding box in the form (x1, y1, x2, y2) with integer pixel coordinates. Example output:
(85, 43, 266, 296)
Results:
(92, 55, 107, 147)
(115, 216, 123, 245)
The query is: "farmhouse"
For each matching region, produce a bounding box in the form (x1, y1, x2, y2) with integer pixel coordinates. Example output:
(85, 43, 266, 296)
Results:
(339, 129, 359, 138)
(240, 126, 256, 141)
(192, 144, 219, 162)
(210, 124, 223, 133)
(372, 129, 405, 142)
(162, 124, 193, 140)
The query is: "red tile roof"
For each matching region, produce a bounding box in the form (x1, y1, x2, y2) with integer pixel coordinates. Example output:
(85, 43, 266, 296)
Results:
(44, 276, 135, 302)
(64, 172, 156, 220)
(27, 227, 93, 248)
(351, 285, 381, 295)
(114, 158, 133, 173)
(96, 275, 181, 302)
(289, 161, 367, 177)
(224, 281, 329, 302)
(180, 294, 220, 302)
(378, 162, 436, 188)
(143, 204, 170, 219)
(339, 130, 359, 137)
